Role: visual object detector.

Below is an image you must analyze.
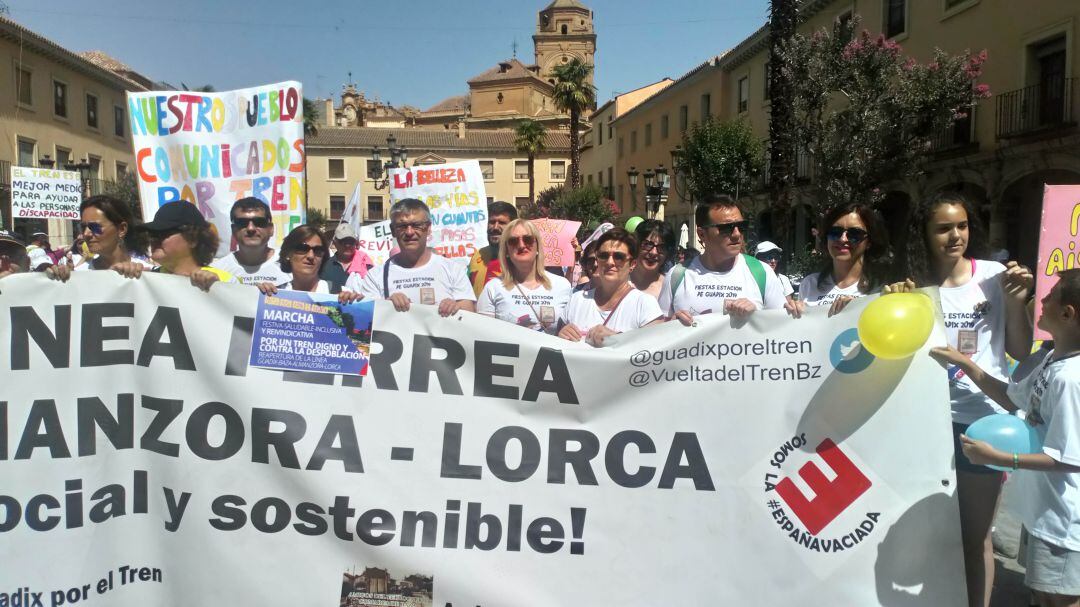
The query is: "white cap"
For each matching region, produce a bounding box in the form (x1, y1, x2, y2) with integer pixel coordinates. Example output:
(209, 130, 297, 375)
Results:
(755, 241, 782, 255)
(334, 223, 358, 240)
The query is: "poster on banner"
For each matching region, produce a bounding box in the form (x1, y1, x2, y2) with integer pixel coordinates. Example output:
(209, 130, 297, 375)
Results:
(127, 81, 305, 254)
(249, 290, 374, 375)
(1035, 184, 1080, 340)
(533, 218, 581, 266)
(9, 166, 82, 219)
(0, 272, 967, 606)
(389, 160, 487, 262)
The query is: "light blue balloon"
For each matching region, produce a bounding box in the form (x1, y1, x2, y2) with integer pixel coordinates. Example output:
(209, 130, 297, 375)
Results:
(966, 414, 1043, 471)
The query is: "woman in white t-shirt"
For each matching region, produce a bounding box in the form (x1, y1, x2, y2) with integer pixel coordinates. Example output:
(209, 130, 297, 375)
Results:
(630, 219, 675, 301)
(558, 228, 664, 347)
(904, 191, 1034, 607)
(788, 203, 890, 318)
(477, 219, 571, 334)
(257, 226, 353, 299)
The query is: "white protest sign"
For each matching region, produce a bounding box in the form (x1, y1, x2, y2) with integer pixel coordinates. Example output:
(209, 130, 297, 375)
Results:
(0, 273, 966, 606)
(127, 82, 305, 253)
(9, 166, 82, 219)
(389, 160, 487, 262)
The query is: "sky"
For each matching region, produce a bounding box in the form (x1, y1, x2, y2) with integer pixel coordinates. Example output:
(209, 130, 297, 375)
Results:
(6, 0, 770, 109)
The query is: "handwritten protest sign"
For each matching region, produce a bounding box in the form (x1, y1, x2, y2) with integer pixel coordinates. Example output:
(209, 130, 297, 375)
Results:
(9, 166, 81, 219)
(389, 160, 487, 262)
(127, 82, 305, 253)
(534, 218, 581, 266)
(1035, 185, 1080, 339)
(357, 220, 396, 266)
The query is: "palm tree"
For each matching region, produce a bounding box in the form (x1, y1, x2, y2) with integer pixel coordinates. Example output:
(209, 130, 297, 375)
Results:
(514, 119, 547, 205)
(550, 58, 596, 189)
(303, 98, 320, 137)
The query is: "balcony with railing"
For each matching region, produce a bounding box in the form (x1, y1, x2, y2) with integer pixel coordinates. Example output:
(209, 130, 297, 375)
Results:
(757, 143, 815, 193)
(996, 77, 1077, 140)
(930, 106, 979, 155)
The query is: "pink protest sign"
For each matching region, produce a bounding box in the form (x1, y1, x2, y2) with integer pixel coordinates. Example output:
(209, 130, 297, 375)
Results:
(1035, 185, 1080, 339)
(533, 219, 581, 267)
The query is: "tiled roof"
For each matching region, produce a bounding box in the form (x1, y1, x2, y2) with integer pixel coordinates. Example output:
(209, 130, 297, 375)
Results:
(307, 127, 571, 152)
(544, 0, 589, 10)
(468, 58, 548, 86)
(424, 94, 470, 113)
(0, 17, 149, 91)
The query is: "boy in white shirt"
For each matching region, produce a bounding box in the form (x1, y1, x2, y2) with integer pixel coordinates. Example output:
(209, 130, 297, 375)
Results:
(932, 268, 1080, 606)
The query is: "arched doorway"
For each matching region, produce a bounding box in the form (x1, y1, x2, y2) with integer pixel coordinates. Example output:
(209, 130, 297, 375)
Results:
(1000, 169, 1080, 269)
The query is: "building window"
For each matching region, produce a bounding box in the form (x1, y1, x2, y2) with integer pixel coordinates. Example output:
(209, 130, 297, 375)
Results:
(884, 0, 907, 38)
(114, 105, 125, 138)
(487, 197, 494, 204)
(116, 161, 128, 178)
(479, 160, 495, 181)
(607, 167, 613, 192)
(16, 65, 32, 106)
(586, 174, 593, 184)
(738, 77, 749, 113)
(608, 120, 613, 141)
(597, 171, 603, 185)
(367, 196, 383, 221)
(679, 105, 688, 132)
(88, 155, 101, 179)
(328, 158, 345, 180)
(53, 80, 67, 118)
(86, 94, 99, 129)
(329, 195, 346, 220)
(55, 147, 71, 168)
(366, 159, 381, 179)
(597, 123, 603, 145)
(701, 93, 711, 120)
(17, 138, 36, 167)
(618, 136, 624, 158)
(644, 123, 652, 147)
(550, 160, 566, 181)
(660, 115, 669, 139)
(514, 160, 530, 180)
(630, 131, 637, 153)
(514, 196, 530, 209)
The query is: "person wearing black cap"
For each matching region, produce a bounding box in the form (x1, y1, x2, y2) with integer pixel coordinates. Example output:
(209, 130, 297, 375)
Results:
(114, 200, 236, 290)
(0, 230, 31, 279)
(210, 197, 290, 285)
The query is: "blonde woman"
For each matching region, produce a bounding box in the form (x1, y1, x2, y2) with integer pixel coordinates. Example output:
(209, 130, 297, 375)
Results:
(477, 219, 572, 334)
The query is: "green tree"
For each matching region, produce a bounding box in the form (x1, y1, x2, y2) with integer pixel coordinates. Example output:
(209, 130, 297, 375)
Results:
(547, 185, 617, 233)
(103, 170, 143, 220)
(550, 58, 596, 189)
(514, 119, 547, 206)
(780, 17, 990, 209)
(303, 98, 320, 137)
(768, 0, 799, 244)
(673, 117, 763, 203)
(306, 207, 327, 231)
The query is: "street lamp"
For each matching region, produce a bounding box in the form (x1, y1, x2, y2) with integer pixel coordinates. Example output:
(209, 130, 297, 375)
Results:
(372, 133, 408, 190)
(38, 155, 55, 169)
(64, 158, 92, 198)
(627, 164, 669, 218)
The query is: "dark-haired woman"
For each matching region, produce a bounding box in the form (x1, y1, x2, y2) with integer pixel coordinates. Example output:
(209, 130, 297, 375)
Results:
(46, 195, 152, 281)
(788, 203, 891, 317)
(630, 219, 675, 300)
(257, 225, 333, 294)
(905, 191, 1033, 607)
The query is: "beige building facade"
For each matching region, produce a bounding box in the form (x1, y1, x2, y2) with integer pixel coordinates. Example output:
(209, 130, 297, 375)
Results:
(306, 127, 571, 224)
(0, 16, 149, 244)
(592, 0, 1080, 264)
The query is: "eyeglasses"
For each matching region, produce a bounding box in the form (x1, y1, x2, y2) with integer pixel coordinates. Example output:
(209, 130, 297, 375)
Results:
(291, 243, 327, 257)
(80, 222, 104, 235)
(702, 220, 749, 236)
(232, 217, 271, 230)
(640, 240, 667, 254)
(596, 251, 630, 264)
(507, 235, 535, 248)
(391, 221, 431, 234)
(825, 226, 869, 244)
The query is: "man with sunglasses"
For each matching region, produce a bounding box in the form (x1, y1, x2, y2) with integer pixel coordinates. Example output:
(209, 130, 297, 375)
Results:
(210, 197, 291, 285)
(349, 198, 475, 316)
(659, 195, 787, 324)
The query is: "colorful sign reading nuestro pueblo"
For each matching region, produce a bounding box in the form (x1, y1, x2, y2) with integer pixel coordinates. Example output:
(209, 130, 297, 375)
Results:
(0, 272, 965, 605)
(127, 81, 305, 253)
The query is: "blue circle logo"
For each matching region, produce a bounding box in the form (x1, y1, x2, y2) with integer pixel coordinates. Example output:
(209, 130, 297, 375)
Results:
(829, 327, 875, 374)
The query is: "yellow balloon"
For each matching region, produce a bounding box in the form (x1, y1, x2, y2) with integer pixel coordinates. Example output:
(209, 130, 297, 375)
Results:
(857, 293, 935, 360)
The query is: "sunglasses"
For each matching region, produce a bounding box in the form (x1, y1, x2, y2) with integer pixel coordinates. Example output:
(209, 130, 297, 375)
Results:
(702, 220, 749, 236)
(507, 235, 535, 248)
(391, 221, 431, 234)
(596, 251, 630, 264)
(291, 243, 327, 257)
(80, 222, 104, 235)
(826, 226, 869, 244)
(639, 241, 667, 254)
(232, 217, 271, 230)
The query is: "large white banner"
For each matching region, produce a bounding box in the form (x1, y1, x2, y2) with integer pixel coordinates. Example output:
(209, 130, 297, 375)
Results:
(0, 273, 966, 605)
(388, 160, 488, 262)
(127, 82, 306, 253)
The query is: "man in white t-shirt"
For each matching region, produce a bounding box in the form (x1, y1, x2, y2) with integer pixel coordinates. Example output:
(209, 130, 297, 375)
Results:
(659, 195, 786, 325)
(210, 197, 291, 285)
(350, 198, 475, 316)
